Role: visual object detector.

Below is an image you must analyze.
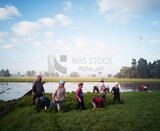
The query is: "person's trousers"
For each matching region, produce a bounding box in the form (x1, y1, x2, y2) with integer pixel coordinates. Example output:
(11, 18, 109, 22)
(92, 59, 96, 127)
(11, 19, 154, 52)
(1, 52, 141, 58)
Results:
(113, 95, 120, 101)
(91, 100, 96, 108)
(76, 99, 85, 110)
(32, 93, 43, 104)
(56, 101, 63, 111)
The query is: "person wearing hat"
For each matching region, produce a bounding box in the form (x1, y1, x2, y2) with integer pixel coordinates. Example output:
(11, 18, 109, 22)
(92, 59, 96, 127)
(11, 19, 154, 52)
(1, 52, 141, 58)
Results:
(32, 74, 45, 105)
(75, 82, 85, 110)
(93, 78, 104, 93)
(111, 82, 121, 101)
(93, 78, 109, 94)
(52, 80, 68, 111)
(93, 78, 109, 102)
(99, 78, 109, 93)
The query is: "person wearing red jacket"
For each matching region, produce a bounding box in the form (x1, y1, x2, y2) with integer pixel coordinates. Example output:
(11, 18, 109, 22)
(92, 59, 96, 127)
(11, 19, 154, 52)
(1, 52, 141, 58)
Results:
(91, 95, 105, 110)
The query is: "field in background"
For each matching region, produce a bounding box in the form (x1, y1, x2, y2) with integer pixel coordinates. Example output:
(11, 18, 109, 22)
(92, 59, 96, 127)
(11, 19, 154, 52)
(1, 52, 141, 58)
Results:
(0, 77, 160, 82)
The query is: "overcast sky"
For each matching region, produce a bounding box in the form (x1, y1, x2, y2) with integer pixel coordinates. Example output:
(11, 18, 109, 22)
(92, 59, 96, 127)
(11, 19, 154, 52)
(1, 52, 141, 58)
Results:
(0, 0, 160, 76)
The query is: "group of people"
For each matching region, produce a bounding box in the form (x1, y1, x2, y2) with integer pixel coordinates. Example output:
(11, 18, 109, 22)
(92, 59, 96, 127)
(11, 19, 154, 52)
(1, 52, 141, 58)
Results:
(91, 78, 121, 109)
(32, 75, 121, 112)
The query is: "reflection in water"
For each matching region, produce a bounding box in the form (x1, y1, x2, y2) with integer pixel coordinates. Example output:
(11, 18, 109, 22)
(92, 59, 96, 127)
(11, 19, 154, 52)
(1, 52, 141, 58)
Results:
(0, 82, 12, 94)
(0, 82, 32, 101)
(0, 82, 9, 86)
(0, 82, 160, 101)
(120, 82, 160, 92)
(120, 83, 140, 92)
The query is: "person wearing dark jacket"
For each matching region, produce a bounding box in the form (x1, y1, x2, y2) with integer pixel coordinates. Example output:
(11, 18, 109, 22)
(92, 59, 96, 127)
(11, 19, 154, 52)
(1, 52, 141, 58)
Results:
(111, 82, 121, 101)
(36, 96, 50, 112)
(32, 75, 45, 104)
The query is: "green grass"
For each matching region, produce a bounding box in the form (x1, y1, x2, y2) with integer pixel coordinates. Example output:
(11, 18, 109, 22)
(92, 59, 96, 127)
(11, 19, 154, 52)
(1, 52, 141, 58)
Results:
(0, 92, 160, 131)
(0, 77, 160, 82)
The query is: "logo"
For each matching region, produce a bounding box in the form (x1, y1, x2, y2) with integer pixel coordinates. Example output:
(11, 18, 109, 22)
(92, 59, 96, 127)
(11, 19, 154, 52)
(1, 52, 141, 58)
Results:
(48, 55, 67, 74)
(48, 54, 112, 76)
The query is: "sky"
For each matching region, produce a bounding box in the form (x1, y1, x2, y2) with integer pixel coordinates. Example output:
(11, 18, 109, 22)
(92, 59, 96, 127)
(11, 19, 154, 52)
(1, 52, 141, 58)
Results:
(0, 0, 160, 76)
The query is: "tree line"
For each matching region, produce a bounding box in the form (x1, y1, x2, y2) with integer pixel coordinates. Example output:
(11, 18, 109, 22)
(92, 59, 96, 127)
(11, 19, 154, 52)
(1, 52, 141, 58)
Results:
(0, 69, 78, 78)
(0, 69, 10, 77)
(115, 58, 160, 78)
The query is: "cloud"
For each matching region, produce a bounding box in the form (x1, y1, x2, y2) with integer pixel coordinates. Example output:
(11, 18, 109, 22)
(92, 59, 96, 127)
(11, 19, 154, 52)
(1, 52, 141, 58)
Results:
(0, 5, 21, 20)
(44, 31, 54, 38)
(71, 36, 122, 57)
(12, 14, 71, 37)
(97, 0, 160, 14)
(106, 13, 139, 24)
(0, 32, 7, 46)
(11, 14, 71, 38)
(0, 12, 71, 51)
(0, 44, 14, 49)
(150, 35, 160, 44)
(0, 31, 9, 40)
(2, 13, 72, 51)
(0, 31, 14, 49)
(56, 39, 66, 46)
(97, 0, 160, 24)
(37, 17, 56, 27)
(55, 14, 72, 26)
(37, 14, 71, 27)
(12, 21, 40, 37)
(152, 20, 160, 26)
(63, 1, 73, 11)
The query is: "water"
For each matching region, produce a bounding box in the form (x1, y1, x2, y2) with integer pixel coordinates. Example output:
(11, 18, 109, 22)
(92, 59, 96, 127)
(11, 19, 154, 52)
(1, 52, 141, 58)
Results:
(0, 82, 160, 101)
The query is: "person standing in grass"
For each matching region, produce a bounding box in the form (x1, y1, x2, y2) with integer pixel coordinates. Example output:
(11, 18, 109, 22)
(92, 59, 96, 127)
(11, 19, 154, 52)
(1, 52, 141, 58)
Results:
(76, 82, 85, 110)
(111, 82, 121, 101)
(93, 78, 110, 93)
(93, 78, 105, 93)
(52, 80, 68, 111)
(99, 78, 110, 93)
(32, 75, 45, 104)
(98, 78, 109, 101)
(91, 94, 105, 110)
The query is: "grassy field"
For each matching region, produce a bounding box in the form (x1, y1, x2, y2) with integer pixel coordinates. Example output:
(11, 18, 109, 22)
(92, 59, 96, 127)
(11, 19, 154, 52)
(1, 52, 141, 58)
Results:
(0, 77, 160, 82)
(0, 92, 160, 131)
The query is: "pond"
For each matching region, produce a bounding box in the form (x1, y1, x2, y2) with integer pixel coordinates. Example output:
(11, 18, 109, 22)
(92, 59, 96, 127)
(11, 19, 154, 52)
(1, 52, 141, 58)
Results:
(0, 82, 160, 101)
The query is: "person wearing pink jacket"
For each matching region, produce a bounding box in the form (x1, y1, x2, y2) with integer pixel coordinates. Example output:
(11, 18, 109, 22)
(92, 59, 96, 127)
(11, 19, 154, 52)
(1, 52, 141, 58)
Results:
(75, 82, 85, 110)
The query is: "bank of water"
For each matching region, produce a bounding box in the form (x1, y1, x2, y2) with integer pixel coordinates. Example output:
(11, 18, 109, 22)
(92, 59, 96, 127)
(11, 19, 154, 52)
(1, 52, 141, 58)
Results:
(0, 82, 160, 101)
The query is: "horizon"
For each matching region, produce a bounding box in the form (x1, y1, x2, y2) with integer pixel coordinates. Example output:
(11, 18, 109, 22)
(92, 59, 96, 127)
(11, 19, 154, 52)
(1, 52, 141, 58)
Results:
(1, 57, 159, 77)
